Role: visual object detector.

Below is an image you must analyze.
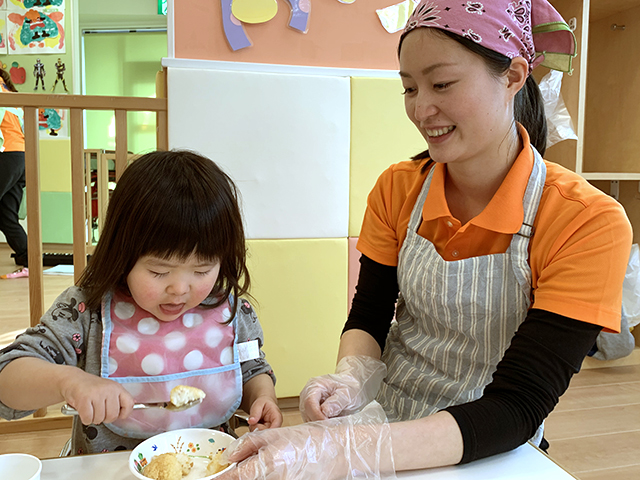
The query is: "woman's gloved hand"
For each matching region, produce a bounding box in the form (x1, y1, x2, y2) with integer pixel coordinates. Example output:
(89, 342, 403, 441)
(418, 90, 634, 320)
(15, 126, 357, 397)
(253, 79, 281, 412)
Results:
(217, 401, 396, 480)
(299, 355, 387, 422)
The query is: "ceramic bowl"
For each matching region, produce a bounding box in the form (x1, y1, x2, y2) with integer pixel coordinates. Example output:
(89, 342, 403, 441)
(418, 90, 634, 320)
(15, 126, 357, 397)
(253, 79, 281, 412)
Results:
(129, 428, 236, 480)
(0, 453, 42, 480)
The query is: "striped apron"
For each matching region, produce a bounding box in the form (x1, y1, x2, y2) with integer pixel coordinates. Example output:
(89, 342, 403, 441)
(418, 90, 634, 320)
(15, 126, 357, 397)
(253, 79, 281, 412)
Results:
(377, 148, 546, 445)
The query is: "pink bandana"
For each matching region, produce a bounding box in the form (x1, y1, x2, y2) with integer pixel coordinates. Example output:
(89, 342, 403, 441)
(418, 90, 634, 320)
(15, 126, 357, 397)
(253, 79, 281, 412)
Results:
(402, 1, 576, 73)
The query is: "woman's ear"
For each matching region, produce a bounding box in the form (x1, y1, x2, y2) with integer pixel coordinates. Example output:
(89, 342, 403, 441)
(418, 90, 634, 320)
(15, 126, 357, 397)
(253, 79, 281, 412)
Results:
(506, 56, 529, 98)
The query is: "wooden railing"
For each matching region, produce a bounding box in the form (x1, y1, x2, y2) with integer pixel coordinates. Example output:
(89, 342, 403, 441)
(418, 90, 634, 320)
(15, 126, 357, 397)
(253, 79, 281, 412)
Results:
(0, 92, 168, 345)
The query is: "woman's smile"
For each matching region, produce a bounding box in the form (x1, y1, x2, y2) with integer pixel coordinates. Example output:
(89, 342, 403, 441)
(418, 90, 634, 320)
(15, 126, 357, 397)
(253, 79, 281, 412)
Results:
(425, 125, 456, 142)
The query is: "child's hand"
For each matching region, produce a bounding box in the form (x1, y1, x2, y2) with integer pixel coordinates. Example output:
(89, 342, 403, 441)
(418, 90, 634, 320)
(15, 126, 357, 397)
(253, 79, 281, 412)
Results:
(247, 395, 283, 431)
(59, 367, 135, 425)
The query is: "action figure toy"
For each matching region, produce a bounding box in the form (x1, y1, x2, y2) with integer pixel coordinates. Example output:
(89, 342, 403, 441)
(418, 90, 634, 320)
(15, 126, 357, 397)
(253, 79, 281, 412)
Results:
(33, 58, 45, 91)
(51, 58, 68, 92)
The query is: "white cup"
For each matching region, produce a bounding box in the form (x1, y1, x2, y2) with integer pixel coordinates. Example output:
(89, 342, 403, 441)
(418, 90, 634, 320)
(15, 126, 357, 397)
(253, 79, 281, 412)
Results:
(0, 453, 42, 480)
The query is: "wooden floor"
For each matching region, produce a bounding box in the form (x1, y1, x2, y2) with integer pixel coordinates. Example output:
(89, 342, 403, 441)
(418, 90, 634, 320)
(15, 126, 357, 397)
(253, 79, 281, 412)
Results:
(0, 244, 639, 479)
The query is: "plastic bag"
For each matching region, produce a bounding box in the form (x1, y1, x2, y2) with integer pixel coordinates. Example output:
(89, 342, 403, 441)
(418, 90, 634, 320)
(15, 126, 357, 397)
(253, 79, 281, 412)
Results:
(538, 70, 578, 148)
(591, 245, 639, 361)
(622, 244, 640, 328)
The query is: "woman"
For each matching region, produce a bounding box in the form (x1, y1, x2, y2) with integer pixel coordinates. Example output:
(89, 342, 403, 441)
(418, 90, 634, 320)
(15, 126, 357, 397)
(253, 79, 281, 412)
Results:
(218, 1, 633, 478)
(0, 66, 28, 279)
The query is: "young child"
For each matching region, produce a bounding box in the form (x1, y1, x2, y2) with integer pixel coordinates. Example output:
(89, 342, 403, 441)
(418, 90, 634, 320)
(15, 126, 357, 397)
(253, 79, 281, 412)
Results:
(0, 150, 282, 454)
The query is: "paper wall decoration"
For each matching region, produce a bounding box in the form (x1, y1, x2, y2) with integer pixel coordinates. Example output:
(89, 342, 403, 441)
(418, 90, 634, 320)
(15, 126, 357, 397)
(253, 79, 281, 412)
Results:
(283, 0, 310, 33)
(0, 1, 6, 11)
(377, 0, 417, 33)
(221, 0, 311, 51)
(0, 14, 6, 53)
(7, 8, 65, 53)
(9, 61, 25, 83)
(231, 0, 278, 24)
(38, 107, 67, 138)
(8, 0, 64, 10)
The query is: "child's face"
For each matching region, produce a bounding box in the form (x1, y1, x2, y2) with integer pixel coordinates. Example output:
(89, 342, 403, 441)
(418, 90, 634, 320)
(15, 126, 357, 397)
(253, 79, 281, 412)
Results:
(126, 253, 220, 322)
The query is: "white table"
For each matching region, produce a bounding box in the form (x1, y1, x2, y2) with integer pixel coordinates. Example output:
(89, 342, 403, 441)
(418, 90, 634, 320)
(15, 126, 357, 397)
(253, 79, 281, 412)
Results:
(40, 442, 576, 479)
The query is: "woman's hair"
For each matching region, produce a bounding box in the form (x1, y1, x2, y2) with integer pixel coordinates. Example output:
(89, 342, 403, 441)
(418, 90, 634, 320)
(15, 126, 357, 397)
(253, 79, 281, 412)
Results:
(399, 28, 547, 166)
(77, 150, 250, 320)
(0, 68, 18, 92)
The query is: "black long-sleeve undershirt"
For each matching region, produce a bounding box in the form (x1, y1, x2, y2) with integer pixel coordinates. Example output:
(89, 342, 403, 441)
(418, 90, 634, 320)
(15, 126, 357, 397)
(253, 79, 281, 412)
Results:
(343, 254, 602, 464)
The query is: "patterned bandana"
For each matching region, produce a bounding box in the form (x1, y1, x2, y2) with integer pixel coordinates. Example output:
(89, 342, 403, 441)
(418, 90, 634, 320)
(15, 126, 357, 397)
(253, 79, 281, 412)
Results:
(402, 1, 576, 73)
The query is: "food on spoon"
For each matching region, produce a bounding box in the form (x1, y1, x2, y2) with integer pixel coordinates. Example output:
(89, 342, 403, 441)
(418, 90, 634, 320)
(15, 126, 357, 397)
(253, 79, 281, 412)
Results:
(170, 385, 206, 407)
(143, 452, 193, 480)
(206, 449, 230, 476)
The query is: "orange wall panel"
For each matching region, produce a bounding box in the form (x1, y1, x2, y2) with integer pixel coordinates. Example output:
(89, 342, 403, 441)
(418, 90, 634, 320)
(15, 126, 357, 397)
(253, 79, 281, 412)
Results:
(175, 0, 403, 69)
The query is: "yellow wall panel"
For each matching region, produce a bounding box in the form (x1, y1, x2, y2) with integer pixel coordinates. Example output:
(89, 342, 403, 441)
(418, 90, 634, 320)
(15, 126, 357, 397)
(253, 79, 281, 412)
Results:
(350, 77, 426, 237)
(246, 238, 348, 398)
(40, 139, 71, 192)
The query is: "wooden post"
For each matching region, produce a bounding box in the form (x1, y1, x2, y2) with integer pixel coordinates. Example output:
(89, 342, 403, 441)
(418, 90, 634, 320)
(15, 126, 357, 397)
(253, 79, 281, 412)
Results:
(24, 107, 43, 328)
(114, 109, 128, 180)
(157, 110, 168, 151)
(24, 107, 46, 418)
(156, 67, 169, 151)
(70, 109, 86, 283)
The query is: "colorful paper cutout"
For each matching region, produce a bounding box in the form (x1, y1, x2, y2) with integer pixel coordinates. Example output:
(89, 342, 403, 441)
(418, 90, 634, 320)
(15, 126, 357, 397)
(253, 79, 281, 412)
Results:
(8, 0, 64, 10)
(283, 0, 310, 33)
(0, 13, 6, 53)
(0, 1, 6, 11)
(7, 7, 65, 53)
(220, 0, 312, 51)
(220, 0, 251, 51)
(38, 107, 67, 138)
(231, 0, 278, 24)
(377, 0, 418, 34)
(9, 61, 25, 83)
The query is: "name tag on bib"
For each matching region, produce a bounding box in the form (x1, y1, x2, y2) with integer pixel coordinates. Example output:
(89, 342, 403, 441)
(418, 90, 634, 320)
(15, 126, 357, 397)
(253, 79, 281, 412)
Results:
(237, 340, 260, 362)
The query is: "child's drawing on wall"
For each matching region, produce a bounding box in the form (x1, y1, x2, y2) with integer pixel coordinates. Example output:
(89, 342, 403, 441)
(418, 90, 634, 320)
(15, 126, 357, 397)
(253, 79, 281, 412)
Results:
(8, 0, 64, 10)
(7, 8, 64, 53)
(0, 14, 7, 54)
(38, 107, 67, 138)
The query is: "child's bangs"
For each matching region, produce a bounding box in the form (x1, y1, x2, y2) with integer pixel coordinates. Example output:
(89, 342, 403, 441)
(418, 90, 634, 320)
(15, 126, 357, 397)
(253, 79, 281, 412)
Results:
(135, 186, 231, 263)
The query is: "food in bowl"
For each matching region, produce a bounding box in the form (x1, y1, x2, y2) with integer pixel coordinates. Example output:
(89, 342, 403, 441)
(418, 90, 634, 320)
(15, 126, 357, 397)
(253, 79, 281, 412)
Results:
(143, 452, 194, 480)
(130, 428, 236, 480)
(206, 450, 229, 476)
(170, 385, 206, 408)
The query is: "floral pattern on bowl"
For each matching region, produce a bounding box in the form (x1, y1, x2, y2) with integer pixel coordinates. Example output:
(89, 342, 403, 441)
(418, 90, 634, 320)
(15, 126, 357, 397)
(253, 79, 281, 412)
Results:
(129, 428, 236, 480)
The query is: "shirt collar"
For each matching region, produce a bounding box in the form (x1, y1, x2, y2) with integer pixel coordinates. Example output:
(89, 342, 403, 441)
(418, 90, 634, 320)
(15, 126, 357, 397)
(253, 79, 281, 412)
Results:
(422, 125, 535, 234)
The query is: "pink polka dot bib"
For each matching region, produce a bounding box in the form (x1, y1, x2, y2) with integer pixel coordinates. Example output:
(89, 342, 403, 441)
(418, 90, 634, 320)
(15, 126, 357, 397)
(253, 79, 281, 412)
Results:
(100, 290, 242, 439)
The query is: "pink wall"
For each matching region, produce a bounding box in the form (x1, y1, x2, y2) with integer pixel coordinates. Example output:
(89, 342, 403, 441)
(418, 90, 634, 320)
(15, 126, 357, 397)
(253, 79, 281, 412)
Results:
(175, 0, 403, 69)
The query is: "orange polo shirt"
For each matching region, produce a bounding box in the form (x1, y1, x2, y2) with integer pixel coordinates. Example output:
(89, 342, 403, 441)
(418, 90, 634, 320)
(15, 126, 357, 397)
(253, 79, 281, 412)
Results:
(358, 128, 633, 332)
(0, 81, 25, 152)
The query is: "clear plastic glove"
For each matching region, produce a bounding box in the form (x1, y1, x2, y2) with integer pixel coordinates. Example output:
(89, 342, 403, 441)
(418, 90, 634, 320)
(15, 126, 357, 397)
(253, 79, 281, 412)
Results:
(299, 355, 387, 421)
(218, 401, 396, 480)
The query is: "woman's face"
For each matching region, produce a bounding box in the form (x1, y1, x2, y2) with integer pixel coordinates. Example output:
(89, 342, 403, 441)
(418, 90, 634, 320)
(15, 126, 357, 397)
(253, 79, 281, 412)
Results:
(399, 28, 515, 168)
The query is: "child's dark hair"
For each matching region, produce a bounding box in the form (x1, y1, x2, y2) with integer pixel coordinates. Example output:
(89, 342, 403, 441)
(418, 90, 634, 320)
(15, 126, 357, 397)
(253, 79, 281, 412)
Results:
(77, 150, 250, 320)
(399, 28, 547, 169)
(0, 67, 18, 92)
